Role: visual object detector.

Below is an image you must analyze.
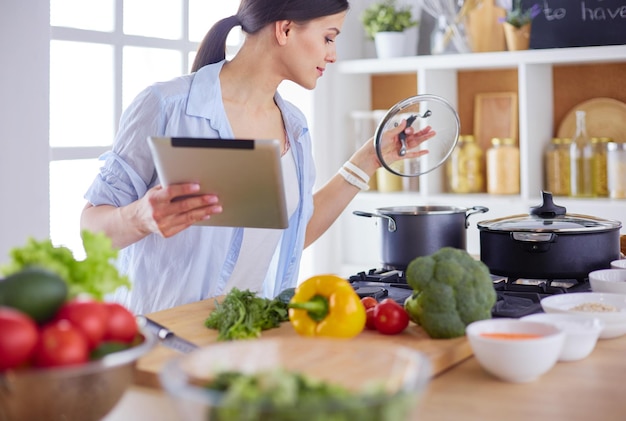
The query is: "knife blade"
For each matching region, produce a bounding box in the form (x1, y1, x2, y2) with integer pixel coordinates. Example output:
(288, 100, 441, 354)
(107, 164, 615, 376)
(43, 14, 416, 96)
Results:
(136, 315, 199, 353)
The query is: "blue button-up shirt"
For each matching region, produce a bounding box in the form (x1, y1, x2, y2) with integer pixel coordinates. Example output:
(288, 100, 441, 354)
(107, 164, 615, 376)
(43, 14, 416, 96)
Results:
(85, 61, 315, 314)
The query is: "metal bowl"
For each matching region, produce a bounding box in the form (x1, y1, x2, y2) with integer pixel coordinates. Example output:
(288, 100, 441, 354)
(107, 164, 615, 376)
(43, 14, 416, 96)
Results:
(0, 327, 156, 421)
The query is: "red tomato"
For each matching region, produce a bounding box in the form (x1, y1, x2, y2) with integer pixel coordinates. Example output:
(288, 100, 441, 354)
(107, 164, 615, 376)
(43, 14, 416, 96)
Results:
(55, 299, 108, 350)
(373, 298, 409, 335)
(33, 319, 89, 368)
(365, 307, 377, 330)
(361, 296, 378, 310)
(0, 307, 39, 370)
(103, 303, 138, 343)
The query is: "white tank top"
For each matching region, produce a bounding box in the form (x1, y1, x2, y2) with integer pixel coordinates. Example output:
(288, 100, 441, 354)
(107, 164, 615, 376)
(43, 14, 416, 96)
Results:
(224, 148, 300, 297)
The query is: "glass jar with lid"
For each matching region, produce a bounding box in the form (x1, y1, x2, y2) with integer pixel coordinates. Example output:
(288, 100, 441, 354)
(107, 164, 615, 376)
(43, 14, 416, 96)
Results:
(591, 137, 611, 197)
(607, 141, 626, 199)
(486, 137, 520, 195)
(544, 137, 571, 196)
(446, 134, 484, 193)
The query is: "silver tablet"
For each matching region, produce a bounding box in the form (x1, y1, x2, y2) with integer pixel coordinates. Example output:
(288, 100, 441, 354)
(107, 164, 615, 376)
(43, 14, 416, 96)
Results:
(147, 136, 288, 229)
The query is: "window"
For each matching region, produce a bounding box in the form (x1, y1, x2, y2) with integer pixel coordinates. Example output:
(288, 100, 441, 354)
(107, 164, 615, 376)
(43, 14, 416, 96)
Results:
(49, 0, 239, 257)
(49, 0, 313, 278)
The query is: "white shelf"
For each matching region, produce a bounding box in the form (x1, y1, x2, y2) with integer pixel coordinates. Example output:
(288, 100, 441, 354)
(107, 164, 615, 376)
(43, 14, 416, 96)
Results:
(337, 45, 626, 74)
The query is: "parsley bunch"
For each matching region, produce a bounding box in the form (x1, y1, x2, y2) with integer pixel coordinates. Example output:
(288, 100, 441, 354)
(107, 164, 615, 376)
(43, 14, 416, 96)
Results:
(205, 288, 289, 341)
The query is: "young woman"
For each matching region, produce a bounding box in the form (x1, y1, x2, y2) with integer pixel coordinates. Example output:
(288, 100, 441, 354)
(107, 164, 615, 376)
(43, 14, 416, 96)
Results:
(81, 0, 434, 314)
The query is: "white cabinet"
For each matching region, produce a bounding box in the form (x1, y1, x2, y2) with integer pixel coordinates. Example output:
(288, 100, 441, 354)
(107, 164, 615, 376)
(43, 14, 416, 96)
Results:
(309, 44, 626, 277)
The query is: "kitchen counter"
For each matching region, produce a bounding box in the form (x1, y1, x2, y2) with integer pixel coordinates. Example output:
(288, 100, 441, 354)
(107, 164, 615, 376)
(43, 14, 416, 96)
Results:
(104, 302, 626, 421)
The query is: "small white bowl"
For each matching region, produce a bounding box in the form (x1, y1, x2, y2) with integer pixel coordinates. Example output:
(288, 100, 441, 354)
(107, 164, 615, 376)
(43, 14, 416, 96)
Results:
(521, 313, 603, 361)
(540, 292, 626, 339)
(590, 269, 626, 295)
(466, 319, 565, 383)
(611, 259, 626, 270)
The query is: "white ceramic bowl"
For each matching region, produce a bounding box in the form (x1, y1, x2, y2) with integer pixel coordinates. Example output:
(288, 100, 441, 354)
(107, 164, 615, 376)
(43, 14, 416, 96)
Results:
(521, 313, 603, 361)
(611, 259, 626, 270)
(466, 319, 565, 383)
(590, 269, 626, 294)
(540, 292, 626, 339)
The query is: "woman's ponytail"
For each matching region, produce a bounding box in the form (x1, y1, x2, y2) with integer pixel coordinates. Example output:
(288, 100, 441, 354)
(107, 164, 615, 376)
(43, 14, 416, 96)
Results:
(191, 15, 241, 72)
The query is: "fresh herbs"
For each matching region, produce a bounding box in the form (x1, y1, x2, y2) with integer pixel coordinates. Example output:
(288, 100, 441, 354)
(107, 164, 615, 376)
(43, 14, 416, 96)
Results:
(1, 230, 130, 300)
(205, 288, 289, 341)
(204, 369, 413, 421)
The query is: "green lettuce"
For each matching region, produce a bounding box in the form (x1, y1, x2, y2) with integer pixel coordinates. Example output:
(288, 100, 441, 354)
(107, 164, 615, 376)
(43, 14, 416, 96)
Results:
(1, 230, 130, 300)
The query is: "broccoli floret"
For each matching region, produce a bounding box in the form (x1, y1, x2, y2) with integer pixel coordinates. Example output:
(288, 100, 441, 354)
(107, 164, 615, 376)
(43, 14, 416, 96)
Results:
(404, 247, 496, 339)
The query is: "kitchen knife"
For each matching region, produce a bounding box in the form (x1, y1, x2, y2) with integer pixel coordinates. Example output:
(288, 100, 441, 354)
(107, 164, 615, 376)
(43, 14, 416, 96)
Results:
(136, 315, 199, 353)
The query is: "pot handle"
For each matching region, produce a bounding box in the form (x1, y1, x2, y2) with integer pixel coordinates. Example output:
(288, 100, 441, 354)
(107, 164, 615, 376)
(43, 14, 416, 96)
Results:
(352, 210, 397, 232)
(465, 206, 489, 228)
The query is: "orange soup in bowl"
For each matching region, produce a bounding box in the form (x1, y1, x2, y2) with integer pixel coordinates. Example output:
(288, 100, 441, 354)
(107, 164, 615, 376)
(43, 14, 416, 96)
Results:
(480, 332, 542, 340)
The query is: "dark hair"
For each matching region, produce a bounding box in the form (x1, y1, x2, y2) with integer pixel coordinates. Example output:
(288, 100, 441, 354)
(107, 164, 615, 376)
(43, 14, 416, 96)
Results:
(191, 0, 350, 72)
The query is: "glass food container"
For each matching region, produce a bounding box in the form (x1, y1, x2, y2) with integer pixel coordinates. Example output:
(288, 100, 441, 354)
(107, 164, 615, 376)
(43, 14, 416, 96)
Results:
(607, 142, 626, 199)
(591, 137, 611, 197)
(545, 137, 572, 196)
(446, 134, 485, 193)
(486, 137, 520, 195)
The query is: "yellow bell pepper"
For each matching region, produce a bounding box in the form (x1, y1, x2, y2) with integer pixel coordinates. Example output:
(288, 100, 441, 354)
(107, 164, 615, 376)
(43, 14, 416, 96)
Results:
(288, 274, 366, 338)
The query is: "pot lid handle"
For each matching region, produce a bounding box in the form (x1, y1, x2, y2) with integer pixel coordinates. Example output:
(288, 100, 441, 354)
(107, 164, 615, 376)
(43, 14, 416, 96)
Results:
(529, 191, 567, 218)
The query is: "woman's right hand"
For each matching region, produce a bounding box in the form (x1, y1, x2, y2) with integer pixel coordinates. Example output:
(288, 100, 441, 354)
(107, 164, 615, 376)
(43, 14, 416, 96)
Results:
(140, 183, 222, 238)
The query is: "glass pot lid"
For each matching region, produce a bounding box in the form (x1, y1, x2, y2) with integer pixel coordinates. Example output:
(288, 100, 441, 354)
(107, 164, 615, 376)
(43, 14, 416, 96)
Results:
(477, 192, 622, 233)
(374, 94, 460, 177)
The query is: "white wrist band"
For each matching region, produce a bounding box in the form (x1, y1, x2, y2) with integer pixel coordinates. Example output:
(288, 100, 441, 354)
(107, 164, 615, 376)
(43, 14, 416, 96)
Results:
(339, 167, 370, 191)
(343, 161, 370, 183)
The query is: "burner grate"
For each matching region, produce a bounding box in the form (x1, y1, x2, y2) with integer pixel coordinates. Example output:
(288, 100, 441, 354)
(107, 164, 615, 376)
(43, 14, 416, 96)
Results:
(348, 268, 591, 318)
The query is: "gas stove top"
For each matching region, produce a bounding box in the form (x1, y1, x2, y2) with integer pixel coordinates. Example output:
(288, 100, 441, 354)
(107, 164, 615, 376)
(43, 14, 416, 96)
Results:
(348, 268, 592, 318)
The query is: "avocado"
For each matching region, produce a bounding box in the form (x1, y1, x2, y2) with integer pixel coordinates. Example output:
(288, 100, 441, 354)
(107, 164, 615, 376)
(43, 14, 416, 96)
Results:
(0, 267, 68, 323)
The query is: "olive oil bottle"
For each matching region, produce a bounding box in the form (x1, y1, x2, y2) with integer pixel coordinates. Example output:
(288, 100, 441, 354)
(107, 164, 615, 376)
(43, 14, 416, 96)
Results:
(570, 110, 594, 197)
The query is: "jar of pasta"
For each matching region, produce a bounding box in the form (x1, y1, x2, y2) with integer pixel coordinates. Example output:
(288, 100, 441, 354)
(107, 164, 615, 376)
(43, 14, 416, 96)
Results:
(544, 137, 571, 196)
(446, 135, 484, 193)
(591, 137, 611, 197)
(487, 137, 520, 195)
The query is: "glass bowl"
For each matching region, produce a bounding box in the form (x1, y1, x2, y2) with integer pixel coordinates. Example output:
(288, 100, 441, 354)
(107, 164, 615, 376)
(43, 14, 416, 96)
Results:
(159, 336, 431, 421)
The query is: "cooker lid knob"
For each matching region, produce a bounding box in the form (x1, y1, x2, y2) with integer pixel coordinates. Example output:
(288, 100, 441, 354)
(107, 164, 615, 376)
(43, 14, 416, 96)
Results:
(529, 191, 567, 218)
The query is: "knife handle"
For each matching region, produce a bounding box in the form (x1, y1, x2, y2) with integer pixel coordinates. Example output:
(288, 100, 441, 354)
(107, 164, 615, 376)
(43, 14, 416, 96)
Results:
(136, 315, 173, 340)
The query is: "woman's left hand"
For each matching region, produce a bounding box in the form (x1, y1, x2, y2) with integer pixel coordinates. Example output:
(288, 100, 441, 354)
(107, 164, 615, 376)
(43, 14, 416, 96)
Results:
(376, 119, 436, 166)
(351, 119, 437, 177)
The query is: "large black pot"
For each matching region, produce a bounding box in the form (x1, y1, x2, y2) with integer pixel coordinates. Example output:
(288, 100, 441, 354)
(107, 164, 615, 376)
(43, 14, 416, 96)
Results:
(478, 192, 622, 280)
(354, 205, 488, 270)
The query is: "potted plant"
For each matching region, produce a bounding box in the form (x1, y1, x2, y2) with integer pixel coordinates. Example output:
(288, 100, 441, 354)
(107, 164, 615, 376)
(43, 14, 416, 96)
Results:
(361, 0, 418, 58)
(500, 0, 541, 50)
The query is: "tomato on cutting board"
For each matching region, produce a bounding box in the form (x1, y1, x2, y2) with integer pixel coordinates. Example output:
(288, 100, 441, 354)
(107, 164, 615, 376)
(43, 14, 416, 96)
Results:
(373, 298, 410, 335)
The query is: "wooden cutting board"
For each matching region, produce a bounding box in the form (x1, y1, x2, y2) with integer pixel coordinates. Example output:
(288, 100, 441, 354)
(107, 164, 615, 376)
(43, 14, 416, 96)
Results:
(134, 298, 472, 388)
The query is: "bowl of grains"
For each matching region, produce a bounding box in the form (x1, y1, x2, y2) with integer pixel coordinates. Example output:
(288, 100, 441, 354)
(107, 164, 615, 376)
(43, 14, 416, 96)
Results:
(540, 292, 626, 339)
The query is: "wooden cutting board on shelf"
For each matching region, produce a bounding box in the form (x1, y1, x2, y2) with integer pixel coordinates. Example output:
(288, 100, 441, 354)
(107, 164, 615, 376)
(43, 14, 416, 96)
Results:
(134, 298, 472, 388)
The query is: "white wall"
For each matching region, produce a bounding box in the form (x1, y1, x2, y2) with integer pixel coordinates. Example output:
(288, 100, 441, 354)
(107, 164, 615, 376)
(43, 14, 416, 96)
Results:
(0, 0, 50, 264)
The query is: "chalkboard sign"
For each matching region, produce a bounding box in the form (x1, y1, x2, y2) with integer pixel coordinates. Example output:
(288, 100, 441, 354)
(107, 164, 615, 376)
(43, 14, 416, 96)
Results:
(521, 0, 626, 48)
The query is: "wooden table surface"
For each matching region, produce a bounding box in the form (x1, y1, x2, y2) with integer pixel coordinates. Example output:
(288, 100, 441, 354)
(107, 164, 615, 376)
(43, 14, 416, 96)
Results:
(121, 298, 626, 421)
